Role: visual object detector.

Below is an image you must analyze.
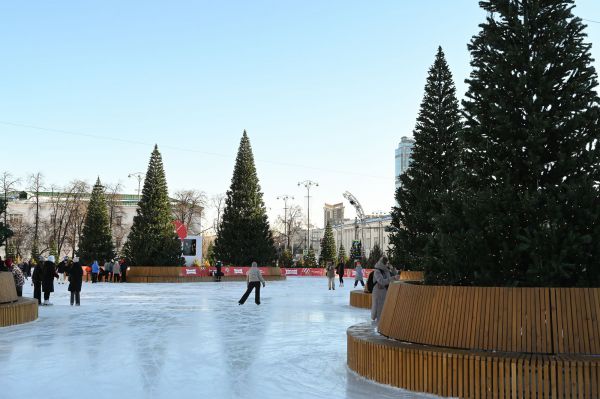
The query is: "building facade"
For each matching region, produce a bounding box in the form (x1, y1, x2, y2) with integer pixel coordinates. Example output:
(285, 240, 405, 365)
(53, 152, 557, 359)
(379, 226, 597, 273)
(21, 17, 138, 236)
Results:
(395, 136, 415, 190)
(323, 203, 344, 227)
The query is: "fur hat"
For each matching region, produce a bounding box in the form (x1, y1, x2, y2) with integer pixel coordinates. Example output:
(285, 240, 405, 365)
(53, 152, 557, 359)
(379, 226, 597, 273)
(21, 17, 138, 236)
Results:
(47, 255, 55, 263)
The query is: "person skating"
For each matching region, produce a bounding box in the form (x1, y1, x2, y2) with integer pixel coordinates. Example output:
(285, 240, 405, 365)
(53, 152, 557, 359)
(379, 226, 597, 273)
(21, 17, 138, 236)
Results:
(112, 259, 121, 283)
(42, 255, 58, 305)
(68, 257, 83, 306)
(326, 261, 336, 290)
(119, 258, 127, 283)
(238, 262, 265, 305)
(6, 258, 25, 297)
(215, 260, 222, 282)
(336, 259, 345, 287)
(91, 260, 99, 283)
(32, 259, 43, 305)
(353, 261, 364, 288)
(371, 256, 398, 325)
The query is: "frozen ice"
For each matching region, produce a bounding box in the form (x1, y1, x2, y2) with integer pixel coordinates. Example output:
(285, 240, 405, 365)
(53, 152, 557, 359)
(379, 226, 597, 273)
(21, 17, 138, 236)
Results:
(0, 278, 439, 399)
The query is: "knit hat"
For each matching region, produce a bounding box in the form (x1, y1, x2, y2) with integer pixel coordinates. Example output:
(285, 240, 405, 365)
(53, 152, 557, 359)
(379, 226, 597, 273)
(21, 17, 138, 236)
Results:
(73, 256, 79, 263)
(47, 255, 55, 263)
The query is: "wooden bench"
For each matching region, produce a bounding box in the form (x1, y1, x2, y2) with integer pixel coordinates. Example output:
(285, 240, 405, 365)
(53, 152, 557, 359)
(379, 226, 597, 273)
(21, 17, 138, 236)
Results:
(349, 290, 371, 309)
(0, 272, 38, 327)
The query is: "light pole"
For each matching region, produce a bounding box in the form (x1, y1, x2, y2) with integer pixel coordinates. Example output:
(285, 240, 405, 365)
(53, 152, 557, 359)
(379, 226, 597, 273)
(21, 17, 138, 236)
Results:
(298, 180, 318, 251)
(277, 195, 294, 250)
(128, 172, 144, 201)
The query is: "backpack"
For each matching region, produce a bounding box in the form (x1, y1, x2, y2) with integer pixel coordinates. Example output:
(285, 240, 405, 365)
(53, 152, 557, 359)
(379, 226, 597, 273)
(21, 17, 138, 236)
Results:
(367, 271, 375, 293)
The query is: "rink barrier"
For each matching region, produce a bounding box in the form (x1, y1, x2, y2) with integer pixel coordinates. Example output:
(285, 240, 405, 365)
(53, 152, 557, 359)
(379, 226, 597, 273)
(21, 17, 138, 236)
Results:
(348, 282, 600, 398)
(0, 272, 18, 303)
(126, 266, 286, 283)
(348, 322, 600, 399)
(349, 290, 371, 309)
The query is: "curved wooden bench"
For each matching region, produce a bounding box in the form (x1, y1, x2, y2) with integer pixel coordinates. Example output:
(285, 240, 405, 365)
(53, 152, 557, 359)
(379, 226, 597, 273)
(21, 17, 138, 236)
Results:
(399, 270, 424, 282)
(348, 323, 600, 399)
(349, 290, 371, 309)
(0, 272, 18, 303)
(0, 273, 38, 327)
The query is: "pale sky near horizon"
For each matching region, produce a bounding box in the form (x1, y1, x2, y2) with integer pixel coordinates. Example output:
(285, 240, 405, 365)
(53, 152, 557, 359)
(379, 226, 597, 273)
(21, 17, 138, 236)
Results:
(2, 1, 600, 229)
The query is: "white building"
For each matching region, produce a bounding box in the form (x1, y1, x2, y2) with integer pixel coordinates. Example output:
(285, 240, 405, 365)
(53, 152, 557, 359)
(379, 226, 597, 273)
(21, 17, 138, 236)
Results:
(395, 136, 415, 190)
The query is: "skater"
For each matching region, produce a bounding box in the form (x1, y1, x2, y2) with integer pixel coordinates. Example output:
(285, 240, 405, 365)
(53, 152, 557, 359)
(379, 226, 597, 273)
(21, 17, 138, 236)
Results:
(32, 259, 42, 305)
(371, 256, 398, 325)
(215, 260, 222, 282)
(91, 260, 99, 283)
(42, 255, 58, 305)
(68, 257, 83, 306)
(238, 262, 265, 305)
(326, 261, 336, 290)
(119, 258, 127, 283)
(336, 259, 345, 287)
(112, 259, 120, 283)
(354, 261, 365, 287)
(57, 256, 68, 284)
(7, 258, 25, 297)
(104, 259, 113, 282)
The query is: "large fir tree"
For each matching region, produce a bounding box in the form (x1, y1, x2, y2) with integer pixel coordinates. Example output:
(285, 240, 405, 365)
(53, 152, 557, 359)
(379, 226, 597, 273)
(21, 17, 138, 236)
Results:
(320, 221, 337, 265)
(440, 0, 600, 286)
(389, 47, 462, 273)
(78, 178, 115, 264)
(123, 145, 182, 266)
(214, 131, 276, 265)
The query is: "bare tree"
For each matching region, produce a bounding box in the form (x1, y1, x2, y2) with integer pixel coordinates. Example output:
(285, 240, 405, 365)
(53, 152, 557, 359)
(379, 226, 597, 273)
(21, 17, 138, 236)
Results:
(104, 182, 124, 229)
(275, 205, 303, 251)
(47, 180, 90, 256)
(27, 172, 44, 255)
(173, 189, 206, 235)
(211, 193, 226, 235)
(0, 171, 21, 227)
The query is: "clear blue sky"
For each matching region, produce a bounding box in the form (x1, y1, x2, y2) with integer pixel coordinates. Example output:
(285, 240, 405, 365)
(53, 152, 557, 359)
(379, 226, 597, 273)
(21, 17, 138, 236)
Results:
(2, 1, 600, 228)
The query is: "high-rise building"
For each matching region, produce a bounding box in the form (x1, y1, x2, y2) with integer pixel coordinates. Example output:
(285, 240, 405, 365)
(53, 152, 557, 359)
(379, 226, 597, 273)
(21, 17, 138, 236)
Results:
(395, 136, 415, 190)
(323, 203, 344, 227)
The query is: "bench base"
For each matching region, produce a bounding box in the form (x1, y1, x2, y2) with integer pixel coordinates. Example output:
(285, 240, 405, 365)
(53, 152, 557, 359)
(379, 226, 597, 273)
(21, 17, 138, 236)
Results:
(0, 298, 39, 328)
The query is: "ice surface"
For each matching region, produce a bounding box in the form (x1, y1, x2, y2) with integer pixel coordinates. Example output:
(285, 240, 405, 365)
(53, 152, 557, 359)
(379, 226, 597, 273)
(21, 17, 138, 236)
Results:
(0, 278, 440, 399)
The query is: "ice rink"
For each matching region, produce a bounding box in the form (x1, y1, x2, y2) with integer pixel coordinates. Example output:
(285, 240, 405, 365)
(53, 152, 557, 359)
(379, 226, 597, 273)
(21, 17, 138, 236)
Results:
(0, 277, 437, 399)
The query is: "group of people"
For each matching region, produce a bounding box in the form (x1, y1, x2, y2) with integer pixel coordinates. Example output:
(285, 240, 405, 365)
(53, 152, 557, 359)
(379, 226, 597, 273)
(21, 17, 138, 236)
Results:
(90, 259, 127, 283)
(325, 259, 368, 290)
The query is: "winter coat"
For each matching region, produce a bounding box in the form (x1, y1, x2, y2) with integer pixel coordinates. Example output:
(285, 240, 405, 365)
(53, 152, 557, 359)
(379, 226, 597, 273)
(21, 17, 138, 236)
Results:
(246, 266, 265, 284)
(325, 264, 336, 278)
(32, 265, 42, 285)
(57, 261, 66, 274)
(91, 261, 99, 273)
(354, 265, 363, 280)
(371, 261, 393, 322)
(336, 263, 345, 276)
(104, 261, 113, 273)
(68, 262, 83, 292)
(112, 262, 121, 275)
(10, 266, 25, 288)
(42, 261, 57, 293)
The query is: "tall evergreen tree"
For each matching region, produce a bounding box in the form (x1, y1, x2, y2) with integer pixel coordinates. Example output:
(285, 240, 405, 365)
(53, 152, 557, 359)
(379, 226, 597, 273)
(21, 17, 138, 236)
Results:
(214, 131, 276, 265)
(78, 178, 115, 264)
(303, 246, 317, 267)
(440, 0, 600, 286)
(367, 243, 383, 268)
(123, 145, 182, 266)
(338, 243, 349, 265)
(389, 47, 462, 273)
(320, 221, 337, 265)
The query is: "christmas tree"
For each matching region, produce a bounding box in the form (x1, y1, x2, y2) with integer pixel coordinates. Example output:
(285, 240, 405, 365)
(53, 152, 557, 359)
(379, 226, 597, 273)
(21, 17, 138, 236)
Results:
(77, 178, 115, 265)
(303, 246, 317, 267)
(439, 0, 600, 286)
(367, 243, 383, 268)
(123, 146, 182, 266)
(319, 221, 337, 265)
(350, 240, 362, 261)
(214, 131, 276, 265)
(389, 46, 462, 274)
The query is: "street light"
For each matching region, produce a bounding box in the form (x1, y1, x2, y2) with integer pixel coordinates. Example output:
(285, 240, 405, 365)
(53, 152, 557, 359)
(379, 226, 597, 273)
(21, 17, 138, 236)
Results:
(276, 195, 294, 250)
(297, 180, 318, 251)
(128, 172, 144, 200)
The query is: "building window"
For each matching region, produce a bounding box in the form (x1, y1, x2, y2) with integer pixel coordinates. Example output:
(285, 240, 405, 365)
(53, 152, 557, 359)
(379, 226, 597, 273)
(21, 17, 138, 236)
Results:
(50, 214, 56, 225)
(8, 214, 23, 225)
(115, 216, 122, 227)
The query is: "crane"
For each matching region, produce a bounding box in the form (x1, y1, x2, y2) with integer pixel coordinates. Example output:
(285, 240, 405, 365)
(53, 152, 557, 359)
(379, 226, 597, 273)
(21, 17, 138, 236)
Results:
(343, 191, 366, 241)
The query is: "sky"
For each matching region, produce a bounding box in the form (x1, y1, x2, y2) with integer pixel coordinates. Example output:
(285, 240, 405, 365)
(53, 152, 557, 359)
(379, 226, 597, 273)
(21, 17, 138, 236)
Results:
(2, 1, 600, 229)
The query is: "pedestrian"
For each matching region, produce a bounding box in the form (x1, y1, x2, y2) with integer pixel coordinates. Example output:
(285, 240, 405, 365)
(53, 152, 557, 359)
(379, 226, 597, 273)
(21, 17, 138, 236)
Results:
(57, 256, 68, 284)
(354, 261, 365, 288)
(326, 261, 336, 290)
(371, 256, 398, 325)
(42, 255, 58, 305)
(6, 258, 25, 297)
(119, 258, 127, 283)
(32, 259, 43, 305)
(25, 259, 33, 278)
(68, 257, 83, 306)
(112, 259, 120, 283)
(91, 260, 99, 283)
(215, 260, 222, 282)
(336, 259, 345, 287)
(238, 262, 265, 305)
(104, 260, 113, 282)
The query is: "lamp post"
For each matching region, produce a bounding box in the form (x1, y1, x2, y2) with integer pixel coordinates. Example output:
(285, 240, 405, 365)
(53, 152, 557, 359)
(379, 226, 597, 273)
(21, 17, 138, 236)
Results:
(297, 180, 318, 251)
(277, 195, 294, 250)
(128, 172, 144, 201)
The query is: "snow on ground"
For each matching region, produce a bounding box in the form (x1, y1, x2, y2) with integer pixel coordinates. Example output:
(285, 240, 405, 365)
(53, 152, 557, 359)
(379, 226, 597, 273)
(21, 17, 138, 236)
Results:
(0, 278, 439, 399)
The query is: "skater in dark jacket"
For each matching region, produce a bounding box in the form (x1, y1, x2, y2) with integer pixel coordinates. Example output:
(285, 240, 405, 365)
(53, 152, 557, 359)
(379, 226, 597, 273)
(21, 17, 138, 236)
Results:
(42, 255, 58, 306)
(336, 259, 345, 287)
(32, 259, 43, 305)
(68, 257, 83, 306)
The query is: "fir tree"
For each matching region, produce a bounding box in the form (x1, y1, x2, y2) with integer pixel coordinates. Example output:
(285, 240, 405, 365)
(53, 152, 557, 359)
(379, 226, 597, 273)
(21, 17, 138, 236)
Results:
(388, 47, 462, 274)
(350, 240, 362, 261)
(367, 243, 383, 268)
(77, 178, 115, 265)
(441, 0, 600, 286)
(303, 246, 317, 267)
(214, 131, 276, 265)
(320, 221, 337, 265)
(338, 243, 349, 265)
(123, 146, 182, 266)
(279, 248, 293, 267)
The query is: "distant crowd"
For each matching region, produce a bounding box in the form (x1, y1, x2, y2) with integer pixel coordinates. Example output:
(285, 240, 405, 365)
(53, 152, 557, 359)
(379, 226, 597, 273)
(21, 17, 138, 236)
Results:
(0, 255, 128, 306)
